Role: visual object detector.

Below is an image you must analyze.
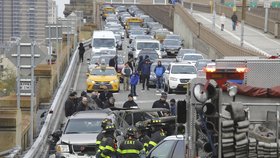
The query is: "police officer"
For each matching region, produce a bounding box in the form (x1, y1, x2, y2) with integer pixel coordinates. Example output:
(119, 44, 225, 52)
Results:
(136, 122, 151, 153)
(96, 118, 112, 148)
(97, 123, 117, 158)
(147, 118, 167, 151)
(118, 127, 145, 158)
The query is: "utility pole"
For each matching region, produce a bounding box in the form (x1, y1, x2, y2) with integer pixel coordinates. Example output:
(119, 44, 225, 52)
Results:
(264, 0, 271, 33)
(67, 20, 70, 65)
(48, 26, 52, 65)
(56, 25, 60, 84)
(16, 38, 21, 147)
(241, 0, 246, 46)
(30, 40, 35, 146)
(212, 0, 216, 31)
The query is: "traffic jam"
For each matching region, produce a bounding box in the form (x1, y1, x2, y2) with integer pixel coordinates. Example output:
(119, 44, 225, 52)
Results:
(51, 4, 208, 158)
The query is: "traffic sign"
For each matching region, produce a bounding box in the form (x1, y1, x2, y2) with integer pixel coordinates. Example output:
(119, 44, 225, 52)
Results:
(6, 36, 47, 76)
(264, 0, 271, 8)
(45, 24, 63, 43)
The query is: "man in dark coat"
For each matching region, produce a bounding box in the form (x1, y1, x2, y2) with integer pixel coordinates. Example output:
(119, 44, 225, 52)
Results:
(91, 91, 104, 109)
(65, 92, 77, 117)
(103, 96, 115, 109)
(76, 97, 91, 112)
(152, 92, 170, 117)
(99, 89, 113, 103)
(231, 12, 238, 31)
(109, 55, 118, 71)
(78, 43, 85, 62)
(141, 59, 151, 90)
(123, 94, 138, 109)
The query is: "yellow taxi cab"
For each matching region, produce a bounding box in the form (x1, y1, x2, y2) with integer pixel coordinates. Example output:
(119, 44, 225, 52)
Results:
(86, 65, 120, 92)
(102, 6, 115, 20)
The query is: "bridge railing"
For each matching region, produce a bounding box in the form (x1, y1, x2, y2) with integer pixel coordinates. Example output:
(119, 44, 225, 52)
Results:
(0, 146, 21, 158)
(103, 0, 168, 5)
(23, 39, 91, 158)
(174, 4, 268, 57)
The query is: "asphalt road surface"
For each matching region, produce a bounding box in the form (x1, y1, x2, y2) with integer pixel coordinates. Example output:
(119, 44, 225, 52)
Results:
(73, 34, 187, 109)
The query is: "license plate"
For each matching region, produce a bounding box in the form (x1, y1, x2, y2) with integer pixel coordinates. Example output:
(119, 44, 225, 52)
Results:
(100, 85, 107, 89)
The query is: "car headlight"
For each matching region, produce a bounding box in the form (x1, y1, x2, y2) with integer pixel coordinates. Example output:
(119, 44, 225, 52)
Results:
(110, 79, 119, 84)
(56, 144, 70, 153)
(170, 77, 178, 81)
(87, 79, 95, 84)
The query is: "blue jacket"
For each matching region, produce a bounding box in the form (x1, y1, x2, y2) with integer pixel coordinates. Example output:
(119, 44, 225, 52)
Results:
(130, 73, 140, 85)
(141, 63, 151, 75)
(154, 65, 166, 77)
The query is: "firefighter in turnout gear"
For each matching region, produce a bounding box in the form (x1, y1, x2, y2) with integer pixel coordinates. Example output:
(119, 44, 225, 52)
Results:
(96, 118, 112, 148)
(136, 121, 151, 153)
(147, 118, 167, 151)
(117, 127, 145, 158)
(97, 123, 117, 158)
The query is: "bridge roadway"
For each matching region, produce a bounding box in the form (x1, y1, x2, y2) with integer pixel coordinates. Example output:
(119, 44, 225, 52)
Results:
(74, 31, 186, 109)
(189, 9, 280, 56)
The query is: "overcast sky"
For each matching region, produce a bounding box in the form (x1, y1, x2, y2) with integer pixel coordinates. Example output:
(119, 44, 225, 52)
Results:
(56, 0, 70, 18)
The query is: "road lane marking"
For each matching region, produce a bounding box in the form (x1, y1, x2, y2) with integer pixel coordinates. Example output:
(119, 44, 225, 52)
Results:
(193, 12, 271, 57)
(73, 62, 82, 91)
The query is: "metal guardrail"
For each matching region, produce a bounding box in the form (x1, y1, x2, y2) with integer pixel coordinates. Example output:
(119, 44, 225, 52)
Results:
(23, 39, 91, 158)
(0, 146, 21, 158)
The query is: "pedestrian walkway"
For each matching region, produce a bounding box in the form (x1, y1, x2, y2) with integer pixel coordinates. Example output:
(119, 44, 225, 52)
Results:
(189, 10, 280, 57)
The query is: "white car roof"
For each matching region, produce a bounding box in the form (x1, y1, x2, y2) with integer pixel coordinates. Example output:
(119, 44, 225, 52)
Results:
(170, 62, 194, 66)
(164, 135, 185, 141)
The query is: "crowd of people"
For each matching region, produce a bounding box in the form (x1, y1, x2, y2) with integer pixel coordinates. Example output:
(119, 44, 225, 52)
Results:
(65, 90, 177, 118)
(96, 117, 168, 158)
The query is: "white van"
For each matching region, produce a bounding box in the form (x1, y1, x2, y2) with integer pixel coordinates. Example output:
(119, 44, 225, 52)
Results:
(91, 31, 116, 55)
(131, 39, 162, 59)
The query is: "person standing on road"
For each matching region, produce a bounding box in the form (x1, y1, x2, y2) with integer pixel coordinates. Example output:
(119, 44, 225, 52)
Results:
(141, 59, 151, 91)
(147, 118, 167, 151)
(117, 127, 144, 158)
(91, 91, 104, 109)
(97, 123, 117, 158)
(137, 56, 144, 83)
(103, 96, 116, 109)
(231, 12, 238, 31)
(76, 97, 91, 112)
(78, 43, 85, 63)
(154, 61, 166, 92)
(123, 94, 139, 109)
(121, 62, 132, 91)
(109, 55, 118, 72)
(152, 92, 170, 117)
(136, 122, 151, 153)
(170, 99, 176, 116)
(220, 13, 226, 31)
(99, 89, 113, 103)
(65, 92, 77, 117)
(96, 118, 112, 149)
(130, 71, 140, 96)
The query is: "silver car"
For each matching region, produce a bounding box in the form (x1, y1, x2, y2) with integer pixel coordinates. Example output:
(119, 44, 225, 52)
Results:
(55, 111, 112, 158)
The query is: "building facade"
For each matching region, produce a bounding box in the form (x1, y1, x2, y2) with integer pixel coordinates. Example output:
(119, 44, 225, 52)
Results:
(48, 0, 58, 24)
(0, 0, 50, 46)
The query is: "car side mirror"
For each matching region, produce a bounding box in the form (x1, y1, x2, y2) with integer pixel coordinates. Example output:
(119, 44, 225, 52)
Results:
(86, 73, 90, 77)
(132, 48, 135, 51)
(165, 70, 170, 74)
(89, 44, 92, 48)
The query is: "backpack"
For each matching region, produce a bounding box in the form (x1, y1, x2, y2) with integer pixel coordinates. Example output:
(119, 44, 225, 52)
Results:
(155, 66, 164, 77)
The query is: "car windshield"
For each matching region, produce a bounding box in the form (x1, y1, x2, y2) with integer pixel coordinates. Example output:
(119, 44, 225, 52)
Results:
(91, 68, 116, 75)
(135, 35, 152, 40)
(166, 35, 180, 40)
(139, 53, 158, 61)
(130, 30, 145, 35)
(196, 61, 211, 70)
(137, 42, 159, 50)
(93, 39, 115, 48)
(100, 56, 124, 65)
(183, 55, 203, 61)
(64, 118, 102, 134)
(171, 65, 197, 74)
(129, 22, 142, 27)
(178, 50, 196, 56)
(163, 40, 180, 45)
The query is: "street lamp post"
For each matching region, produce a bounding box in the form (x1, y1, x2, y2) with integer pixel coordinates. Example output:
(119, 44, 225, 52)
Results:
(241, 0, 247, 46)
(212, 0, 216, 31)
